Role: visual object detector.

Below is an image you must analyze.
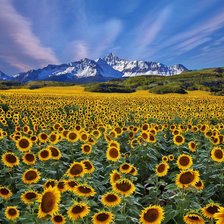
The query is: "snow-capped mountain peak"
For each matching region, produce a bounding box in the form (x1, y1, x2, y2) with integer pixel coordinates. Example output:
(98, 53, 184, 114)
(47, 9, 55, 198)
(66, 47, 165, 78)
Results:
(2, 54, 188, 83)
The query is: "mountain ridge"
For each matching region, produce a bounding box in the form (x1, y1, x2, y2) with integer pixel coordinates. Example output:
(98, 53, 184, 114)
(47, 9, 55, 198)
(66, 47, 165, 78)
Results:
(0, 53, 188, 82)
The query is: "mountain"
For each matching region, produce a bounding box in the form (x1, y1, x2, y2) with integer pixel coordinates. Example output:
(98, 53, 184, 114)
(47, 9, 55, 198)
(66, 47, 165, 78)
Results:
(0, 71, 13, 81)
(102, 53, 187, 77)
(7, 53, 188, 83)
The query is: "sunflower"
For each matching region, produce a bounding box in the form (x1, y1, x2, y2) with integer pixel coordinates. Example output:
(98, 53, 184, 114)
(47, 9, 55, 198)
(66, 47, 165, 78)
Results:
(112, 178, 135, 196)
(74, 184, 96, 197)
(22, 168, 41, 184)
(21, 190, 39, 205)
(67, 202, 90, 221)
(38, 186, 61, 218)
(49, 133, 60, 144)
(173, 134, 185, 146)
(106, 146, 121, 162)
(183, 213, 204, 224)
(5, 206, 20, 221)
(66, 131, 79, 142)
(202, 203, 220, 219)
(92, 211, 114, 224)
(16, 136, 32, 152)
(49, 146, 62, 160)
(176, 170, 200, 189)
(51, 214, 66, 224)
(162, 156, 168, 163)
(168, 154, 175, 161)
(101, 191, 121, 207)
(193, 179, 204, 190)
(177, 154, 193, 170)
(1, 152, 19, 168)
(57, 180, 68, 192)
(148, 134, 156, 143)
(129, 166, 138, 176)
(80, 132, 88, 142)
(81, 143, 92, 154)
(38, 148, 51, 161)
(110, 170, 122, 185)
(66, 162, 86, 178)
(155, 162, 169, 177)
(188, 141, 197, 152)
(139, 205, 164, 224)
(211, 147, 224, 163)
(44, 179, 58, 189)
(119, 163, 133, 174)
(38, 133, 48, 143)
(0, 186, 12, 200)
(66, 180, 78, 191)
(214, 207, 224, 224)
(22, 152, 36, 165)
(81, 160, 95, 174)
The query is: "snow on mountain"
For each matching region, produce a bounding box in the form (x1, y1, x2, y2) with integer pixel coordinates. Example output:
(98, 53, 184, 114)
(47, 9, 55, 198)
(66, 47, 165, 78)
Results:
(2, 53, 188, 82)
(103, 53, 187, 77)
(0, 71, 13, 81)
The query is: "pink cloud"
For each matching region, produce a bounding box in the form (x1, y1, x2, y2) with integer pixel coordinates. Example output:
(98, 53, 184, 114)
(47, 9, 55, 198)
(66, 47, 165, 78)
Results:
(0, 0, 59, 72)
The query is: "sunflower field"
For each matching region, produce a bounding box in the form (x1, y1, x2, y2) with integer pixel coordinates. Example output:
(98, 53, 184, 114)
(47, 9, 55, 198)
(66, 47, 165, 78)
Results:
(0, 87, 223, 224)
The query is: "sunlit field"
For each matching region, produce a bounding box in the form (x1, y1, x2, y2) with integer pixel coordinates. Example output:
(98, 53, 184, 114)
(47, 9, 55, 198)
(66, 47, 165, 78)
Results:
(0, 86, 223, 224)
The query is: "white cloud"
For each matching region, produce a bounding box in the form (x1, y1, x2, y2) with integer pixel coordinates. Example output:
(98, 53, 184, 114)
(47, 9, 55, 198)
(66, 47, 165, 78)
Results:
(0, 0, 59, 72)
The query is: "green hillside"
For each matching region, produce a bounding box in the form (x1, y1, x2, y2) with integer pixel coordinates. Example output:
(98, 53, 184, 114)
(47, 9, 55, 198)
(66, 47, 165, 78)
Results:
(84, 68, 224, 95)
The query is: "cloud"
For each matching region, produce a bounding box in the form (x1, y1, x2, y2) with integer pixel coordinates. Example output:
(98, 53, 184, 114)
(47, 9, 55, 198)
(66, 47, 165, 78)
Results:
(0, 0, 59, 72)
(67, 40, 89, 60)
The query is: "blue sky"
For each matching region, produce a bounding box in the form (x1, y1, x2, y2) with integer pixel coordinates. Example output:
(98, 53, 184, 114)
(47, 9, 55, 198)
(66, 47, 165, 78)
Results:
(0, 0, 224, 75)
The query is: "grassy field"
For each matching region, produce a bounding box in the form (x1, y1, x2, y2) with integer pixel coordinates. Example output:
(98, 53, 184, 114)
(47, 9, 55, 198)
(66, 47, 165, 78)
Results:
(0, 87, 223, 224)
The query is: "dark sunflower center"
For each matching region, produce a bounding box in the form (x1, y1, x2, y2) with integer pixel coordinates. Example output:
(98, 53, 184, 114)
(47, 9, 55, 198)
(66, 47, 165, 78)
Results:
(25, 192, 37, 200)
(143, 208, 159, 222)
(41, 192, 56, 213)
(19, 139, 29, 148)
(121, 164, 130, 170)
(46, 181, 56, 188)
(40, 150, 49, 158)
(6, 154, 16, 163)
(83, 145, 91, 152)
(57, 182, 65, 189)
(72, 205, 85, 214)
(50, 135, 57, 141)
(0, 188, 9, 195)
(25, 153, 35, 162)
(175, 135, 183, 143)
(142, 133, 148, 139)
(149, 135, 155, 141)
(189, 215, 200, 220)
(190, 142, 196, 148)
(97, 213, 109, 221)
(109, 148, 119, 158)
(113, 173, 121, 182)
(25, 171, 37, 180)
(81, 134, 87, 141)
(68, 181, 77, 188)
(214, 149, 223, 159)
(69, 133, 77, 140)
(78, 186, 91, 194)
(179, 172, 194, 184)
(83, 161, 92, 170)
(116, 181, 131, 192)
(51, 148, 59, 157)
(40, 134, 48, 140)
(8, 208, 17, 216)
(70, 164, 83, 175)
(207, 205, 219, 214)
(105, 194, 117, 202)
(54, 215, 63, 222)
(158, 164, 165, 173)
(179, 156, 190, 166)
